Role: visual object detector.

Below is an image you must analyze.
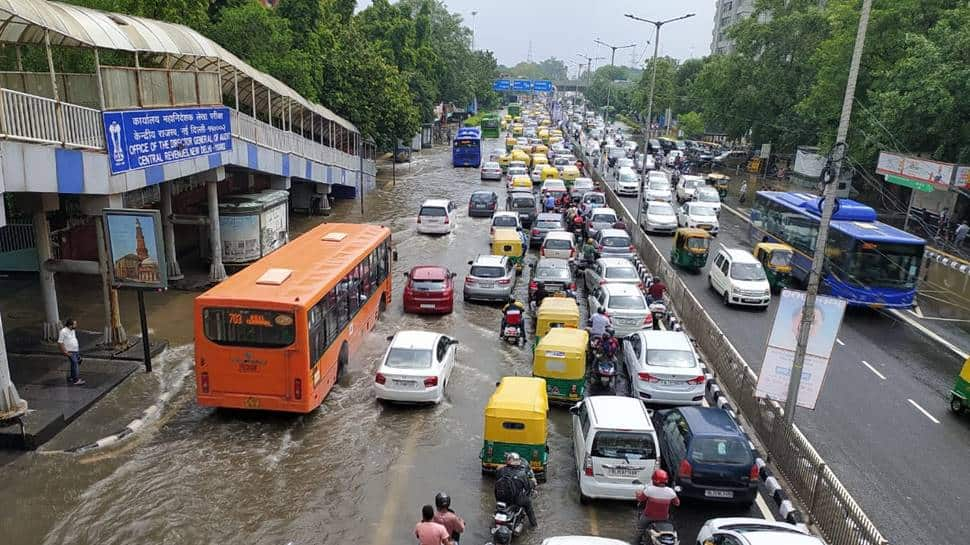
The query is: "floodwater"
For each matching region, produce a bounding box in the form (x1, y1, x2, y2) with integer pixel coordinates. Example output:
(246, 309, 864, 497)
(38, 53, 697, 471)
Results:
(1, 143, 751, 545)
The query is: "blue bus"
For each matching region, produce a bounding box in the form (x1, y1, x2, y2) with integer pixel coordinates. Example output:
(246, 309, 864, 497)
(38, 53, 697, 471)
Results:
(452, 127, 482, 167)
(750, 191, 925, 308)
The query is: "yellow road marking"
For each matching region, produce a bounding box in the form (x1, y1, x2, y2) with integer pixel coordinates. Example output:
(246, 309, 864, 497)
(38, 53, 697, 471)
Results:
(588, 503, 599, 535)
(372, 417, 423, 545)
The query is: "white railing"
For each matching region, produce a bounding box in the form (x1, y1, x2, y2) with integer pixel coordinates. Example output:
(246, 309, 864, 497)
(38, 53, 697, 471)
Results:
(0, 88, 104, 149)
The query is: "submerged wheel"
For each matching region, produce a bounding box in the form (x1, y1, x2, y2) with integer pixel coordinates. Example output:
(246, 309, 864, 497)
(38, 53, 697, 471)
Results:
(950, 396, 965, 414)
(723, 289, 731, 307)
(337, 342, 349, 382)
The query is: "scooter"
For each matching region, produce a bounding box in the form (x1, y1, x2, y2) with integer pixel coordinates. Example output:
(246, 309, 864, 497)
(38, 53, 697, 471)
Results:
(500, 311, 525, 346)
(649, 301, 668, 331)
(593, 355, 617, 390)
(493, 501, 527, 538)
(643, 521, 679, 545)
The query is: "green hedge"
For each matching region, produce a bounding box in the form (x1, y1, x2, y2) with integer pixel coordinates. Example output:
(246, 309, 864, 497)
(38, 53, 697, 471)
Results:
(463, 114, 482, 127)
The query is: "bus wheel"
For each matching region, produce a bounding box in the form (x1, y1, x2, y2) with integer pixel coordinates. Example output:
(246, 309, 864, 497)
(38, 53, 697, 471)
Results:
(338, 342, 349, 382)
(379, 294, 387, 318)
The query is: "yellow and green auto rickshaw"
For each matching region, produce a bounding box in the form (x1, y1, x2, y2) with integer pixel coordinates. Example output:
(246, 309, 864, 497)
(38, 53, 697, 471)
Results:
(670, 228, 712, 271)
(560, 165, 581, 186)
(706, 173, 730, 199)
(753, 242, 794, 292)
(949, 357, 970, 415)
(540, 165, 560, 182)
(491, 228, 525, 273)
(534, 297, 581, 344)
(533, 327, 589, 404)
(498, 153, 511, 172)
(505, 136, 517, 153)
(481, 376, 549, 481)
(512, 123, 524, 137)
(532, 143, 549, 156)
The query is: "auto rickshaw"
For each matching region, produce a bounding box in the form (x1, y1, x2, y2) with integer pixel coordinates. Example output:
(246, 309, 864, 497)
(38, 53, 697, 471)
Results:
(549, 136, 563, 147)
(511, 149, 530, 165)
(561, 165, 580, 186)
(534, 297, 581, 343)
(538, 129, 550, 144)
(480, 376, 549, 480)
(753, 242, 794, 292)
(532, 143, 549, 156)
(949, 357, 970, 415)
(505, 136, 517, 153)
(510, 175, 534, 190)
(512, 124, 524, 137)
(531, 154, 550, 169)
(706, 173, 730, 199)
(670, 228, 712, 271)
(491, 228, 525, 273)
(497, 153, 511, 171)
(533, 327, 589, 404)
(540, 165, 560, 182)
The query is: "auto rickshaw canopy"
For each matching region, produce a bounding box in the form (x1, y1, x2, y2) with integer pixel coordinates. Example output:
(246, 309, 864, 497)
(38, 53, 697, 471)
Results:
(533, 328, 589, 380)
(755, 242, 794, 272)
(535, 297, 581, 337)
(483, 376, 549, 444)
(674, 228, 712, 253)
(492, 229, 523, 255)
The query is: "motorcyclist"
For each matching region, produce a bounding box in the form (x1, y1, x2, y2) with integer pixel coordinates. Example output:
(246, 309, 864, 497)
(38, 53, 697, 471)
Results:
(500, 298, 526, 343)
(486, 525, 513, 545)
(543, 193, 556, 213)
(613, 217, 628, 231)
(565, 204, 579, 224)
(433, 492, 465, 545)
(634, 469, 680, 545)
(531, 281, 549, 310)
(647, 277, 667, 304)
(597, 327, 620, 359)
(494, 452, 538, 528)
(589, 308, 612, 339)
(582, 238, 597, 265)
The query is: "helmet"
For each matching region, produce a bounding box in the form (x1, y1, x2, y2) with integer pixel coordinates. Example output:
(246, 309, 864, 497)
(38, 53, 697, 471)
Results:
(505, 452, 522, 466)
(492, 525, 513, 545)
(435, 492, 451, 510)
(652, 469, 669, 486)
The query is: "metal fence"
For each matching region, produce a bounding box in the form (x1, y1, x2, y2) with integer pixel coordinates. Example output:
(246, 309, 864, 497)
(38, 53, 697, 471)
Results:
(0, 88, 104, 149)
(579, 144, 888, 545)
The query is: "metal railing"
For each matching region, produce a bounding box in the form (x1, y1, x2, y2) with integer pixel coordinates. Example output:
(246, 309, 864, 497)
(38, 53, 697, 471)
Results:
(0, 223, 35, 252)
(0, 88, 104, 149)
(579, 145, 888, 545)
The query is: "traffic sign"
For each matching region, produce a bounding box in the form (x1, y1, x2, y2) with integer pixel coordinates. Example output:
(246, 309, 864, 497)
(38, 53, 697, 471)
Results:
(533, 80, 552, 92)
(492, 79, 511, 91)
(512, 79, 532, 91)
(760, 143, 772, 159)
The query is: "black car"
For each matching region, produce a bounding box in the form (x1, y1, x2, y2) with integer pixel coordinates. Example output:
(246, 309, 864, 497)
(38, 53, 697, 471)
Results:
(652, 406, 759, 505)
(468, 191, 498, 217)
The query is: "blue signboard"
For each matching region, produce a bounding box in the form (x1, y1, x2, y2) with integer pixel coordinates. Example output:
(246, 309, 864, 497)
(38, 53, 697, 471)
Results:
(492, 79, 511, 91)
(103, 106, 233, 176)
(512, 79, 533, 92)
(533, 80, 553, 92)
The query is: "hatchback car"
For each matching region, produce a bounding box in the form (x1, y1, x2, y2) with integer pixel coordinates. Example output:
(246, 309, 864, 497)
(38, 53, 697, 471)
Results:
(531, 213, 566, 246)
(579, 192, 607, 215)
(653, 406, 758, 505)
(402, 266, 456, 314)
(713, 149, 749, 169)
(570, 178, 596, 200)
(697, 518, 824, 545)
(540, 231, 577, 261)
(506, 191, 537, 227)
(677, 202, 720, 234)
(693, 186, 722, 215)
(708, 248, 771, 308)
(374, 331, 458, 404)
(468, 191, 498, 217)
(614, 167, 640, 196)
(416, 199, 456, 234)
(613, 157, 635, 175)
(593, 229, 635, 261)
(644, 177, 673, 203)
(530, 166, 545, 183)
(463, 255, 516, 303)
(587, 283, 652, 337)
(586, 208, 619, 239)
(640, 201, 678, 234)
(571, 396, 660, 503)
(490, 211, 522, 241)
(529, 257, 575, 300)
(480, 161, 503, 181)
(540, 178, 568, 196)
(676, 175, 705, 203)
(583, 257, 641, 290)
(665, 150, 684, 167)
(623, 330, 706, 405)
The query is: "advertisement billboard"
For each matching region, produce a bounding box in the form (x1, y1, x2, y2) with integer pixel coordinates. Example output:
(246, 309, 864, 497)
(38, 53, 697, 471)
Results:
(103, 209, 168, 290)
(876, 152, 954, 189)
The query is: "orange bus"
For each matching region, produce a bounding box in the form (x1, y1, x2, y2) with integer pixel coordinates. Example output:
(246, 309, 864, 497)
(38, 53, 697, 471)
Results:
(194, 222, 393, 412)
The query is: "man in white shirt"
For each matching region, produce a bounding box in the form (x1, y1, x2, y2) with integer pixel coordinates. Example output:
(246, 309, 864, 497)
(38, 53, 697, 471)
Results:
(58, 318, 84, 386)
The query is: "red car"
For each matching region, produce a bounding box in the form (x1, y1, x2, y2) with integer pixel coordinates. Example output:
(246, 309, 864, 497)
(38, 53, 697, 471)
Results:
(403, 266, 456, 314)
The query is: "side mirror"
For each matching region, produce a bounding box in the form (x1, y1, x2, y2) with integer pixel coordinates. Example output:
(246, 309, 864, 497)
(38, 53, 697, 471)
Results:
(450, 339, 460, 345)
(386, 335, 395, 341)
(468, 260, 474, 265)
(568, 403, 581, 415)
(403, 272, 410, 278)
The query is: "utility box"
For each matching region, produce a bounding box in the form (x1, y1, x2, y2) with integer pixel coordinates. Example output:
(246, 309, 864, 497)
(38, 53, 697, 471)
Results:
(209, 190, 289, 265)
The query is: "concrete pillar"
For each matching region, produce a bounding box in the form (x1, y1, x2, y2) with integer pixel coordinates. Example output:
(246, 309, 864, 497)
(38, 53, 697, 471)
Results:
(0, 313, 27, 417)
(270, 176, 291, 190)
(160, 181, 183, 280)
(95, 219, 127, 346)
(32, 210, 60, 340)
(207, 179, 227, 283)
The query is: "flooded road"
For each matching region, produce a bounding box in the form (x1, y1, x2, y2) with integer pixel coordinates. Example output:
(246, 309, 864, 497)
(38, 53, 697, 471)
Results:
(2, 142, 760, 545)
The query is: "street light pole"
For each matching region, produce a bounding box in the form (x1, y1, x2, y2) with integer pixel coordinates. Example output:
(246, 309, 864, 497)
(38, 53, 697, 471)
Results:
(784, 0, 873, 424)
(470, 10, 478, 50)
(576, 53, 605, 105)
(594, 39, 637, 125)
(626, 12, 695, 226)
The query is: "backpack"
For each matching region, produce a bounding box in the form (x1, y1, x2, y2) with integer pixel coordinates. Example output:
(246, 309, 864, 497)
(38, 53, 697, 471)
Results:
(494, 470, 525, 503)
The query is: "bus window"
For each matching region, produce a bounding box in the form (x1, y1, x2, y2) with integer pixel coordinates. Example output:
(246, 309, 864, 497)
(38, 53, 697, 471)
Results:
(203, 308, 295, 348)
(324, 291, 340, 346)
(308, 302, 327, 367)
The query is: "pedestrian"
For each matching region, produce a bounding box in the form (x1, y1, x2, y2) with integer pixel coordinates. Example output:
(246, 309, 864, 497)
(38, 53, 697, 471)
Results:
(58, 318, 84, 386)
(432, 493, 465, 545)
(416, 504, 452, 545)
(739, 180, 748, 204)
(956, 220, 969, 249)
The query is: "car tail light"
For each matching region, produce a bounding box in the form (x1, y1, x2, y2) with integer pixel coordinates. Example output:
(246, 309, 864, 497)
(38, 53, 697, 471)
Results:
(443, 216, 450, 224)
(678, 459, 692, 479)
(569, 282, 576, 290)
(750, 463, 761, 481)
(599, 280, 608, 285)
(540, 248, 545, 256)
(687, 375, 706, 385)
(636, 282, 644, 289)
(584, 454, 593, 476)
(529, 280, 537, 290)
(597, 244, 604, 251)
(497, 278, 511, 285)
(294, 378, 302, 400)
(643, 314, 653, 325)
(375, 372, 386, 385)
(629, 245, 636, 252)
(200, 372, 210, 393)
(532, 228, 540, 235)
(638, 372, 660, 383)
(569, 248, 575, 258)
(424, 376, 439, 388)
(465, 277, 474, 285)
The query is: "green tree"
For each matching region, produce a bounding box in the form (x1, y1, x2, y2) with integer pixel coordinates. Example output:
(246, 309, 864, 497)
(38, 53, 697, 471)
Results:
(635, 57, 678, 121)
(678, 111, 705, 138)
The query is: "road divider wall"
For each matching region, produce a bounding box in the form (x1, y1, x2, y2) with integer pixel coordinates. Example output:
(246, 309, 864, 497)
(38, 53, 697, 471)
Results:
(575, 142, 888, 545)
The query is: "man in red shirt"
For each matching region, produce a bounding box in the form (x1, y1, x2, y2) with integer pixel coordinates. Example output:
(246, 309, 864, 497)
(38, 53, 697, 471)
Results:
(634, 469, 680, 544)
(432, 492, 465, 544)
(648, 277, 667, 303)
(416, 504, 452, 545)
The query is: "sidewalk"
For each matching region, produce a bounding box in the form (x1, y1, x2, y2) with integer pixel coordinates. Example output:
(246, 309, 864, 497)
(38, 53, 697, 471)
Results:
(0, 329, 167, 449)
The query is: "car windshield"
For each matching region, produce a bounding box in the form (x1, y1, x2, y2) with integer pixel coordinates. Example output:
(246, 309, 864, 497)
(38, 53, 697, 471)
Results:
(606, 267, 638, 279)
(536, 266, 571, 280)
(601, 236, 630, 248)
(691, 436, 752, 465)
(544, 238, 572, 250)
(690, 206, 716, 218)
(646, 349, 697, 369)
(484, 162, 499, 169)
(512, 198, 535, 208)
(384, 347, 433, 369)
(731, 262, 767, 281)
(536, 221, 562, 229)
(649, 181, 670, 190)
(419, 206, 446, 217)
(411, 279, 446, 291)
(592, 214, 617, 224)
(696, 191, 719, 202)
(585, 194, 606, 204)
(471, 193, 494, 203)
(591, 431, 656, 460)
(619, 172, 637, 182)
(493, 217, 518, 227)
(470, 266, 504, 278)
(649, 203, 675, 215)
(608, 294, 646, 310)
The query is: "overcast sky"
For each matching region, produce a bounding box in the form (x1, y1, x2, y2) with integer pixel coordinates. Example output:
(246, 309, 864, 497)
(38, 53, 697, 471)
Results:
(358, 1, 717, 72)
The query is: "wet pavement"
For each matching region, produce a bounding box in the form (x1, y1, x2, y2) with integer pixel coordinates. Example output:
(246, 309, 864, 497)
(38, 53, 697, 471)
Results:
(1, 141, 768, 545)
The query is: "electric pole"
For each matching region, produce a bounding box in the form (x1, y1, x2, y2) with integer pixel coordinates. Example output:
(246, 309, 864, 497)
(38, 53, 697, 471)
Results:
(594, 39, 637, 124)
(470, 10, 478, 50)
(784, 0, 873, 424)
(576, 53, 605, 107)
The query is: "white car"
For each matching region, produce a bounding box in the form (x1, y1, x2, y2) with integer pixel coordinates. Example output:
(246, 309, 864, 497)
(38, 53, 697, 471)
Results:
(693, 186, 722, 215)
(416, 199, 456, 234)
(530, 166, 544, 183)
(489, 211, 522, 242)
(644, 172, 673, 202)
(614, 167, 640, 196)
(613, 158, 635, 178)
(640, 201, 678, 234)
(586, 207, 618, 239)
(584, 257, 641, 290)
(571, 396, 660, 502)
(708, 247, 771, 308)
(677, 202, 720, 234)
(506, 166, 528, 186)
(623, 330, 707, 405)
(697, 518, 822, 545)
(374, 331, 458, 403)
(542, 538, 628, 545)
(676, 174, 705, 202)
(480, 161, 503, 181)
(588, 283, 652, 337)
(636, 153, 656, 172)
(570, 177, 596, 200)
(665, 149, 683, 166)
(540, 231, 576, 261)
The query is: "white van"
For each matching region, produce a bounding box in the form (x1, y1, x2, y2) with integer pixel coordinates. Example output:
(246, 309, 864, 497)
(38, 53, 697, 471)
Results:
(571, 396, 660, 503)
(708, 247, 771, 308)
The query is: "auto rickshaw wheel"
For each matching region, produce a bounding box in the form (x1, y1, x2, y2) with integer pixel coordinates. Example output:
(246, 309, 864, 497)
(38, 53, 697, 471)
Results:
(536, 469, 547, 483)
(950, 395, 965, 414)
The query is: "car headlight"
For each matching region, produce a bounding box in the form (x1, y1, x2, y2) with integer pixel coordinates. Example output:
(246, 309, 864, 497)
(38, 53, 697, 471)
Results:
(732, 287, 742, 294)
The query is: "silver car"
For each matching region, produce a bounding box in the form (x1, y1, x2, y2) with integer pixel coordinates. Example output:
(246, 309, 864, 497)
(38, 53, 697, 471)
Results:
(641, 201, 678, 234)
(622, 330, 706, 405)
(594, 228, 635, 261)
(531, 213, 566, 246)
(586, 207, 618, 239)
(529, 257, 575, 301)
(570, 178, 596, 200)
(587, 283, 652, 337)
(480, 161, 503, 181)
(584, 257, 642, 290)
(463, 255, 516, 303)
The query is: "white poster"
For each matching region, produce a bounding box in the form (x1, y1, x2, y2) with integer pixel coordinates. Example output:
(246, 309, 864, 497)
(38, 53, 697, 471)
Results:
(259, 203, 289, 255)
(220, 215, 260, 263)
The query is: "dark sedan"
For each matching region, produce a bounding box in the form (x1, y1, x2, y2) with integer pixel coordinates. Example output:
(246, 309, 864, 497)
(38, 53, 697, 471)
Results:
(468, 191, 498, 217)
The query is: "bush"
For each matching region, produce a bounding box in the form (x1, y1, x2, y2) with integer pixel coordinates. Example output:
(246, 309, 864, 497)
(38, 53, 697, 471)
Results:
(463, 114, 482, 127)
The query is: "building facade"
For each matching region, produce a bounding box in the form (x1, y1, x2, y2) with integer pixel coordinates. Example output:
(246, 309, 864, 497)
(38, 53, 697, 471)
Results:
(710, 0, 757, 55)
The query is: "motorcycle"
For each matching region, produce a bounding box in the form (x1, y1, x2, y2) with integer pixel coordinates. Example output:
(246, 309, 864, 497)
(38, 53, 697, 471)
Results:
(493, 501, 527, 538)
(593, 355, 617, 390)
(643, 521, 679, 545)
(649, 301, 668, 331)
(501, 310, 525, 346)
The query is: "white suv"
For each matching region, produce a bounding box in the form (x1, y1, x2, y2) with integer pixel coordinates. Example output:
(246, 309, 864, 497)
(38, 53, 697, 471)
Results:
(708, 247, 771, 308)
(417, 199, 456, 234)
(571, 396, 661, 503)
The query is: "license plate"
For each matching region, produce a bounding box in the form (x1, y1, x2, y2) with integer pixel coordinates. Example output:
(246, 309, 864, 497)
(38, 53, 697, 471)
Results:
(609, 467, 640, 477)
(392, 379, 418, 389)
(504, 327, 519, 336)
(420, 304, 437, 309)
(480, 282, 494, 288)
(660, 379, 679, 385)
(704, 489, 734, 498)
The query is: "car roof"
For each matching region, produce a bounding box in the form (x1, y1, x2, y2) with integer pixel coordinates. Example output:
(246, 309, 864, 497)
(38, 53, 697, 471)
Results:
(583, 191, 605, 198)
(390, 330, 440, 349)
(647, 200, 674, 208)
(597, 257, 636, 268)
(536, 257, 570, 269)
(706, 518, 813, 538)
(602, 283, 643, 295)
(421, 199, 450, 207)
(472, 255, 506, 266)
(410, 265, 449, 280)
(471, 190, 496, 197)
(637, 330, 693, 351)
(590, 207, 617, 215)
(586, 396, 654, 431)
(544, 231, 574, 241)
(575, 177, 594, 184)
(483, 161, 500, 166)
(598, 229, 629, 238)
(682, 175, 705, 182)
(536, 213, 562, 221)
(720, 248, 759, 263)
(677, 406, 743, 436)
(493, 211, 518, 219)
